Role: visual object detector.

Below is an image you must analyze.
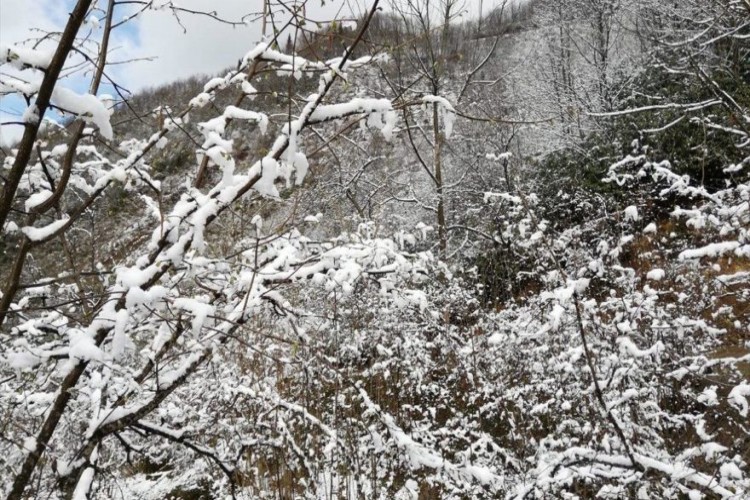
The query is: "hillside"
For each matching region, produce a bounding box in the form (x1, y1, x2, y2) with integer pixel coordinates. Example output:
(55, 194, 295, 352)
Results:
(1, 0, 749, 498)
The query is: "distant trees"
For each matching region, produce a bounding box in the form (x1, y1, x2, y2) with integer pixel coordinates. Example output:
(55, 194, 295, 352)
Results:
(362, 0, 526, 255)
(514, 0, 643, 147)
(585, 0, 750, 190)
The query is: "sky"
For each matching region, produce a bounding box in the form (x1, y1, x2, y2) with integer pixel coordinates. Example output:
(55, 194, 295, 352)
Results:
(0, 0, 506, 146)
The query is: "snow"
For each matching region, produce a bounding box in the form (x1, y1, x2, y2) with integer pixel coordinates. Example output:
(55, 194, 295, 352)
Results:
(23, 437, 36, 452)
(71, 467, 94, 500)
(195, 105, 268, 189)
(137, 420, 188, 440)
(309, 98, 396, 140)
(632, 454, 735, 497)
(698, 387, 719, 406)
(723, 163, 744, 174)
(68, 329, 105, 362)
(394, 289, 429, 311)
(173, 298, 214, 336)
(414, 222, 433, 239)
(52, 87, 114, 140)
(720, 462, 743, 480)
(252, 157, 281, 197)
(624, 205, 639, 222)
(50, 144, 69, 157)
(116, 265, 159, 289)
(679, 241, 740, 260)
(241, 41, 271, 66)
(203, 147, 235, 188)
(241, 80, 257, 98)
(617, 337, 664, 358)
(203, 77, 228, 93)
(87, 15, 100, 29)
(99, 94, 115, 115)
(716, 271, 750, 285)
(222, 105, 268, 134)
(358, 387, 503, 487)
(484, 191, 521, 204)
(156, 349, 206, 389)
(111, 309, 130, 360)
(422, 94, 456, 139)
(21, 217, 69, 241)
(5, 351, 42, 370)
(700, 442, 726, 459)
(487, 333, 503, 345)
(1, 43, 54, 69)
(22, 105, 40, 124)
(189, 92, 213, 108)
(24, 190, 53, 211)
(728, 383, 750, 417)
(646, 269, 665, 281)
(487, 152, 512, 162)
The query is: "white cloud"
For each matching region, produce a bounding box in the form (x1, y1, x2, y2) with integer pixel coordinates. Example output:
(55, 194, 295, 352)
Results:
(115, 0, 355, 92)
(0, 0, 65, 44)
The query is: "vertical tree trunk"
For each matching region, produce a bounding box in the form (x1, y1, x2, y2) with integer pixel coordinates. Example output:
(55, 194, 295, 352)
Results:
(432, 0, 454, 256)
(432, 102, 447, 254)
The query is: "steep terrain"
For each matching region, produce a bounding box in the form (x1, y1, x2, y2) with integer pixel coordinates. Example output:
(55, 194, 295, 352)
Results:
(1, 0, 748, 498)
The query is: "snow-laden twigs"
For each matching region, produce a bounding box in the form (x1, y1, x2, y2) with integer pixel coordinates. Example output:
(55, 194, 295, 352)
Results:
(514, 447, 737, 499)
(358, 386, 505, 490)
(2, 3, 401, 496)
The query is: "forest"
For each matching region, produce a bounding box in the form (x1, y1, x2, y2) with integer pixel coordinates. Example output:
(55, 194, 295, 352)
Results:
(0, 0, 748, 498)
